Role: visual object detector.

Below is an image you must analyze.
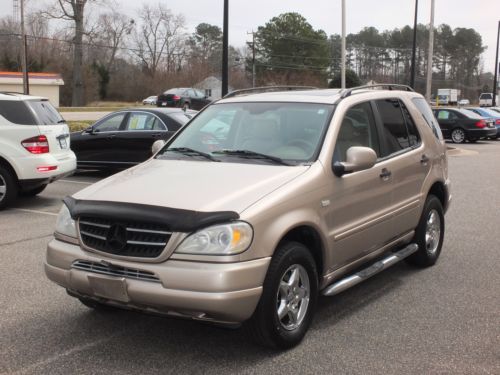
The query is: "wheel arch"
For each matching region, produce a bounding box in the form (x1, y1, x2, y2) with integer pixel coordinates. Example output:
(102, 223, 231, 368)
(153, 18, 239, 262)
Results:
(427, 181, 448, 211)
(0, 155, 19, 182)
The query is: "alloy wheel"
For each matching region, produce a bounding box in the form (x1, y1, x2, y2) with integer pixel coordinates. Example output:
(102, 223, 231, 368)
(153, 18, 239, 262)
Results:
(425, 209, 441, 255)
(451, 129, 465, 143)
(0, 174, 6, 202)
(276, 264, 310, 331)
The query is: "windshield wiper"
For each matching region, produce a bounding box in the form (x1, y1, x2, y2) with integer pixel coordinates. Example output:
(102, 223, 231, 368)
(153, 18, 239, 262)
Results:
(213, 149, 291, 166)
(163, 147, 220, 162)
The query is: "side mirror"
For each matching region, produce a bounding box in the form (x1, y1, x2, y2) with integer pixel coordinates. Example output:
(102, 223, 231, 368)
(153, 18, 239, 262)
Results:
(84, 126, 94, 134)
(152, 139, 166, 155)
(333, 146, 377, 177)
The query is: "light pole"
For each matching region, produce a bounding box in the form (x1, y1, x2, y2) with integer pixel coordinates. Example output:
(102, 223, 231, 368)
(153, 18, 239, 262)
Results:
(410, 0, 419, 89)
(492, 20, 499, 107)
(425, 0, 435, 102)
(221, 0, 229, 97)
(20, 0, 29, 94)
(341, 0, 346, 89)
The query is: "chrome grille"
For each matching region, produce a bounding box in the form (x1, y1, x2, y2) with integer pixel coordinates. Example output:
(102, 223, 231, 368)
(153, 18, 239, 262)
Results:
(79, 217, 171, 258)
(72, 260, 160, 283)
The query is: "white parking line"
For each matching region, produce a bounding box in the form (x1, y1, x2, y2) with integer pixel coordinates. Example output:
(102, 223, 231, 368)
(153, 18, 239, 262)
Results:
(13, 208, 58, 216)
(59, 179, 94, 185)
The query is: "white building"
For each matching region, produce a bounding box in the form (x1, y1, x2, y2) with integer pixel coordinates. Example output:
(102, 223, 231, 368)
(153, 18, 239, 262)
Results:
(0, 72, 64, 107)
(195, 76, 233, 100)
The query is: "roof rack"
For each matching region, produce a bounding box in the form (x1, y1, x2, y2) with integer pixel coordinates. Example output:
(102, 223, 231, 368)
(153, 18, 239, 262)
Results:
(0, 91, 24, 96)
(340, 84, 414, 99)
(223, 85, 318, 99)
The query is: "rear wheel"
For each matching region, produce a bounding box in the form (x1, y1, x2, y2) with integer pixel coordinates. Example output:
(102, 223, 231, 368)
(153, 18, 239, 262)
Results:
(406, 195, 444, 267)
(0, 165, 18, 210)
(451, 128, 465, 143)
(246, 241, 318, 349)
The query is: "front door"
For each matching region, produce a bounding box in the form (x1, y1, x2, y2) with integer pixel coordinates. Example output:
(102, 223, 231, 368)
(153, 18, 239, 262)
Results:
(325, 101, 394, 269)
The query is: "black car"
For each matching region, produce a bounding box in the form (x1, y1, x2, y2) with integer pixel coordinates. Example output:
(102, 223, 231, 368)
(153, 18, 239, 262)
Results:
(156, 88, 212, 110)
(71, 108, 196, 171)
(432, 107, 497, 143)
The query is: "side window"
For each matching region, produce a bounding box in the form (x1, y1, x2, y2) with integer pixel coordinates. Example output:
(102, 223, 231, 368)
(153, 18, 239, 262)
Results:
(437, 110, 450, 120)
(152, 118, 167, 130)
(125, 113, 157, 131)
(376, 99, 410, 155)
(412, 97, 443, 140)
(0, 100, 37, 125)
(195, 89, 205, 98)
(400, 102, 421, 146)
(334, 101, 381, 162)
(94, 113, 125, 132)
(187, 89, 196, 97)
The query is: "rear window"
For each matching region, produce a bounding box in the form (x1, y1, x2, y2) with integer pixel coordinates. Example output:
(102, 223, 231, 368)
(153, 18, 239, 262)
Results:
(26, 100, 64, 125)
(0, 100, 37, 125)
(480, 93, 492, 100)
(457, 109, 483, 119)
(165, 89, 185, 95)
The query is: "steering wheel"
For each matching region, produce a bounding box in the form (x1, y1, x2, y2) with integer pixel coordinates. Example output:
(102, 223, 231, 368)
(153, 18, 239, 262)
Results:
(286, 139, 315, 154)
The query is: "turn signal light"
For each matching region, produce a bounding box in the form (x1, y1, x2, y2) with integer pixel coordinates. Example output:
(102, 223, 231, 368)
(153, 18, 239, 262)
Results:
(22, 135, 49, 154)
(474, 120, 486, 129)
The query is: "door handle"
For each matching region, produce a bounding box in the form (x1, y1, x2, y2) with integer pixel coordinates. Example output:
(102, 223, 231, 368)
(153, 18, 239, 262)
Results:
(151, 133, 162, 138)
(379, 168, 392, 180)
(420, 154, 429, 165)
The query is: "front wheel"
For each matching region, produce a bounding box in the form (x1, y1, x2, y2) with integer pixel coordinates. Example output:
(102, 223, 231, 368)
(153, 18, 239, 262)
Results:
(246, 242, 318, 349)
(406, 195, 445, 267)
(451, 128, 465, 143)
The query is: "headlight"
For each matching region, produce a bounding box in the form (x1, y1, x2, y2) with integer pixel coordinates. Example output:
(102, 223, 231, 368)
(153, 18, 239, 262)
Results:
(175, 222, 253, 255)
(55, 204, 77, 238)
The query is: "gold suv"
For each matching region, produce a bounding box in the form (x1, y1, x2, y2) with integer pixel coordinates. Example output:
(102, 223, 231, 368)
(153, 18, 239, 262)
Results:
(45, 85, 451, 349)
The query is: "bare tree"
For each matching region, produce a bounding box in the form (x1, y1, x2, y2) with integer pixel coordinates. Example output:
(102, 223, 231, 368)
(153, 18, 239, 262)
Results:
(42, 0, 91, 106)
(132, 4, 186, 78)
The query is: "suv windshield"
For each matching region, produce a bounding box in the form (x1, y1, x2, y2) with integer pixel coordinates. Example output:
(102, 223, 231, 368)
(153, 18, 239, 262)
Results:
(27, 100, 64, 125)
(157, 102, 334, 165)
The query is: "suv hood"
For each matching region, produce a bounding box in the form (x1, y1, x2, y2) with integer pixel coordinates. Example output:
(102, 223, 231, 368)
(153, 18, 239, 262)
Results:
(73, 159, 310, 213)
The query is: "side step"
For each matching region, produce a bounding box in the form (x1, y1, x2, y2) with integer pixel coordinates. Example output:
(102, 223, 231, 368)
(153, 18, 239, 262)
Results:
(322, 243, 418, 297)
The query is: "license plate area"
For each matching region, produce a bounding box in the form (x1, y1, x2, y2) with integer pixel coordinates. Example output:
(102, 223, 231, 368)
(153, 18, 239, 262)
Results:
(88, 275, 129, 302)
(59, 137, 68, 149)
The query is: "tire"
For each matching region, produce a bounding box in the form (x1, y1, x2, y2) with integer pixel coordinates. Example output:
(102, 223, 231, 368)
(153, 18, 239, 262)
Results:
(21, 184, 47, 197)
(0, 165, 18, 210)
(246, 241, 318, 349)
(451, 128, 465, 143)
(406, 195, 445, 268)
(79, 297, 117, 312)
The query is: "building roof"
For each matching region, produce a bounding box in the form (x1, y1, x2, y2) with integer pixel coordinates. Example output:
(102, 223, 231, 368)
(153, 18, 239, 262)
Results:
(0, 71, 64, 85)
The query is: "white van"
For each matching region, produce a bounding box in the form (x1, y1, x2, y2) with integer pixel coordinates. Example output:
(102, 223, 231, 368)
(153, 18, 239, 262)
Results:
(0, 92, 76, 209)
(479, 93, 493, 107)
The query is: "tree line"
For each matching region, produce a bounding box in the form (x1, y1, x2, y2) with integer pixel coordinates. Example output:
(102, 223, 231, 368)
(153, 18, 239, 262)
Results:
(0, 2, 493, 106)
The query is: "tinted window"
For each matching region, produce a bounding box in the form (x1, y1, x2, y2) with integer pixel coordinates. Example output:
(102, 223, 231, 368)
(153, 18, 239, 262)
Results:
(412, 98, 443, 140)
(400, 102, 421, 146)
(27, 100, 63, 125)
(480, 93, 492, 99)
(94, 113, 125, 132)
(457, 108, 484, 119)
(376, 99, 410, 155)
(168, 112, 194, 129)
(334, 102, 380, 162)
(0, 100, 36, 125)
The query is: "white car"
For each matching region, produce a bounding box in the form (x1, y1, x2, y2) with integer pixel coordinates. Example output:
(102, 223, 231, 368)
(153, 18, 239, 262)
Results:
(458, 99, 470, 106)
(142, 96, 157, 105)
(0, 93, 76, 209)
(479, 93, 493, 107)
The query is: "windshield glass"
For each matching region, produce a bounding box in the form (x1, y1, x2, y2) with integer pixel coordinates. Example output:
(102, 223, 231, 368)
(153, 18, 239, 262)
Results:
(157, 102, 334, 164)
(27, 100, 64, 125)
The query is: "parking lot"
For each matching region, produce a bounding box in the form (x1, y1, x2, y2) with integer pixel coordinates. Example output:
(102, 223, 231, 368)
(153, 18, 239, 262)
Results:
(1, 141, 499, 374)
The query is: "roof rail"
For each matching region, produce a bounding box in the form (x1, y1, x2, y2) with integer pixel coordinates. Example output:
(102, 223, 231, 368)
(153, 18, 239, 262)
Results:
(0, 91, 24, 96)
(340, 84, 414, 99)
(223, 85, 318, 99)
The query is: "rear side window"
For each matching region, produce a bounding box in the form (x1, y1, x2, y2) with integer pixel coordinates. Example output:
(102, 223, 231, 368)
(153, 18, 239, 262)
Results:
(375, 99, 411, 155)
(412, 97, 443, 140)
(26, 100, 63, 125)
(400, 102, 421, 147)
(0, 100, 37, 125)
(94, 113, 125, 132)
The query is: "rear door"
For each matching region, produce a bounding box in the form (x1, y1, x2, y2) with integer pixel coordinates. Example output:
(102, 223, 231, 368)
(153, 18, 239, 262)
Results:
(26, 100, 72, 159)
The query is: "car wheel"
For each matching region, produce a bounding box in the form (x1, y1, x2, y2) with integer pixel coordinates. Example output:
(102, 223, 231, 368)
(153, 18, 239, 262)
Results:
(246, 241, 318, 349)
(21, 184, 47, 197)
(0, 165, 18, 210)
(451, 128, 465, 143)
(406, 195, 444, 268)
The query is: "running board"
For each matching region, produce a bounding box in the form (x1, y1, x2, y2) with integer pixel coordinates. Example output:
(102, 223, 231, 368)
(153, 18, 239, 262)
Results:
(322, 243, 418, 297)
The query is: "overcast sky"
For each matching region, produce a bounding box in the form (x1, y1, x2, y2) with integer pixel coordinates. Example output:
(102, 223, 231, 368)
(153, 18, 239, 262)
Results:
(7, 0, 500, 73)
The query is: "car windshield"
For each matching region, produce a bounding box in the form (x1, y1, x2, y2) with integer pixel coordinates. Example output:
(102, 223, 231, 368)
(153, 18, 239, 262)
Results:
(26, 100, 64, 125)
(157, 102, 334, 165)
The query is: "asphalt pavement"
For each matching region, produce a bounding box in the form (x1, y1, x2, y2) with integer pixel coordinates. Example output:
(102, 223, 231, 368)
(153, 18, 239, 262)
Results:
(0, 142, 499, 374)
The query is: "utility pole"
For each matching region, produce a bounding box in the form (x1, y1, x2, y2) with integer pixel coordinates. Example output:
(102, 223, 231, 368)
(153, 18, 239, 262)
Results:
(247, 31, 256, 87)
(410, 0, 419, 89)
(341, 0, 346, 89)
(493, 20, 499, 107)
(425, 0, 435, 102)
(20, 0, 29, 94)
(221, 0, 229, 97)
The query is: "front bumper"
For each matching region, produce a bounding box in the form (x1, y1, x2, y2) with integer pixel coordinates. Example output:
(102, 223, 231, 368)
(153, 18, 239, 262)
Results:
(45, 239, 270, 324)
